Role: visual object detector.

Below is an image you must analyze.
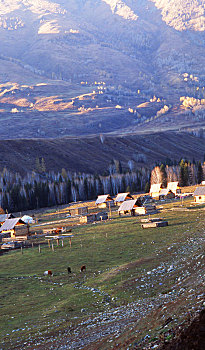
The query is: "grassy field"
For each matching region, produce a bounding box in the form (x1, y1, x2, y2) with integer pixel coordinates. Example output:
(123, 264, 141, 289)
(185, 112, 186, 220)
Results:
(0, 198, 205, 349)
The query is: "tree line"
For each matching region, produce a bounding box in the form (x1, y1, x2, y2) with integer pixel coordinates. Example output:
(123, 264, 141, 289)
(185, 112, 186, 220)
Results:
(150, 159, 205, 188)
(0, 166, 150, 213)
(0, 158, 204, 213)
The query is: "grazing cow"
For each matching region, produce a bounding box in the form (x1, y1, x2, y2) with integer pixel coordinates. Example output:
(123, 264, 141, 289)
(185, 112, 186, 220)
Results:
(44, 270, 53, 276)
(80, 265, 86, 272)
(67, 266, 72, 274)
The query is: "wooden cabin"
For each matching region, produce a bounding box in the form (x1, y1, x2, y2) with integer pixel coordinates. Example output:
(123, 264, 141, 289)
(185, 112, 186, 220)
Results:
(79, 212, 108, 224)
(69, 206, 88, 216)
(193, 187, 205, 203)
(118, 199, 138, 215)
(95, 212, 108, 221)
(150, 183, 162, 199)
(0, 218, 29, 241)
(95, 194, 114, 208)
(79, 214, 96, 224)
(159, 189, 175, 200)
(167, 182, 181, 195)
(0, 213, 15, 226)
(114, 192, 133, 206)
(118, 199, 157, 216)
(134, 204, 157, 215)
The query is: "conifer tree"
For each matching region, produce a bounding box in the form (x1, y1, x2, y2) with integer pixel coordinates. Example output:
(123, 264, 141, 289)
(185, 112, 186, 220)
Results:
(197, 161, 203, 184)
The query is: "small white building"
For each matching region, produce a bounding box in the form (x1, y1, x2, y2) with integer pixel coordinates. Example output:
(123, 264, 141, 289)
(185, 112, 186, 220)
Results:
(95, 194, 114, 208)
(114, 193, 133, 206)
(193, 187, 205, 203)
(21, 215, 35, 224)
(167, 182, 181, 195)
(150, 183, 162, 199)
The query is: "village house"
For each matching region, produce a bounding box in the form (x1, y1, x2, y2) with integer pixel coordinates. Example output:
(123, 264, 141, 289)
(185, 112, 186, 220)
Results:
(0, 213, 15, 226)
(79, 211, 108, 224)
(0, 218, 29, 242)
(159, 189, 175, 200)
(118, 199, 138, 216)
(114, 192, 134, 206)
(167, 182, 181, 195)
(193, 187, 205, 203)
(150, 183, 162, 199)
(118, 199, 156, 216)
(69, 206, 88, 216)
(95, 194, 114, 208)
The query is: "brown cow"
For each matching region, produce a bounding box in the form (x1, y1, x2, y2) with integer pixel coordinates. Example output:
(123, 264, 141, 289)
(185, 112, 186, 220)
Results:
(80, 265, 86, 272)
(44, 270, 53, 276)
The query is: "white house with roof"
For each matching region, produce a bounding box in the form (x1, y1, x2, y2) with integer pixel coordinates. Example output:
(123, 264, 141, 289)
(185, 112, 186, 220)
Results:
(193, 187, 205, 203)
(114, 192, 134, 206)
(167, 182, 181, 195)
(150, 183, 162, 199)
(118, 199, 138, 215)
(0, 218, 29, 241)
(159, 188, 175, 200)
(95, 194, 114, 208)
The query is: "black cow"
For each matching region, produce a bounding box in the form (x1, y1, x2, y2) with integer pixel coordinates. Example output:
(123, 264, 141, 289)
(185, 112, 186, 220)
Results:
(67, 266, 72, 274)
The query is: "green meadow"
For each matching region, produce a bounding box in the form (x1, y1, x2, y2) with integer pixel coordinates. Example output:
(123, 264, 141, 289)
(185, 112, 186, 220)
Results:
(0, 199, 204, 349)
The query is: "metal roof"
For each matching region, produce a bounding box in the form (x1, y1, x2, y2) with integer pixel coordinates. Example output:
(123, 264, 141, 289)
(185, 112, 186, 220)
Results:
(0, 218, 25, 233)
(118, 199, 137, 211)
(0, 214, 14, 223)
(96, 194, 112, 204)
(167, 182, 179, 191)
(150, 184, 162, 193)
(194, 187, 205, 196)
(159, 189, 169, 196)
(114, 193, 133, 202)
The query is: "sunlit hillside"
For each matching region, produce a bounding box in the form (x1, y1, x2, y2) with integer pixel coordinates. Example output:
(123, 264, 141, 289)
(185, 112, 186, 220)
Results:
(0, 0, 205, 138)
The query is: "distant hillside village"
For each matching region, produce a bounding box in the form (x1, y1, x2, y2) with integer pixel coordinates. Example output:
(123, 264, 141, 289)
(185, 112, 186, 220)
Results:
(0, 181, 205, 244)
(0, 159, 204, 213)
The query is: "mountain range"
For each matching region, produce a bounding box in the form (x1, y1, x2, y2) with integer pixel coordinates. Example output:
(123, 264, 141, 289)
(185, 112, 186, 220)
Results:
(0, 0, 205, 170)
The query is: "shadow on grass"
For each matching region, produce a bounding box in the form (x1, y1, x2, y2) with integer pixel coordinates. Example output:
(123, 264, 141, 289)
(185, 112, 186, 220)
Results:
(169, 221, 195, 227)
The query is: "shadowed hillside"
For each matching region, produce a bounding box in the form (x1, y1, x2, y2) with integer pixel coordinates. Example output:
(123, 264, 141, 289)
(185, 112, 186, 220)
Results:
(0, 132, 204, 174)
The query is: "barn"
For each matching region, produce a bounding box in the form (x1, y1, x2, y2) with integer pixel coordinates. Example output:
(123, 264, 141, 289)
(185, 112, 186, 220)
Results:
(193, 187, 205, 203)
(114, 192, 134, 206)
(0, 218, 29, 241)
(95, 194, 114, 208)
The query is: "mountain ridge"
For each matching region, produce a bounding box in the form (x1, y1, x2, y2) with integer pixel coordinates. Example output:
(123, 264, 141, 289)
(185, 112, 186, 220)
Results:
(0, 1, 205, 138)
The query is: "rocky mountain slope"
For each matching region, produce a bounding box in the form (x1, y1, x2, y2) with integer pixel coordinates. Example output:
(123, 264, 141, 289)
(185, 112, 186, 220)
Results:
(0, 1, 205, 138)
